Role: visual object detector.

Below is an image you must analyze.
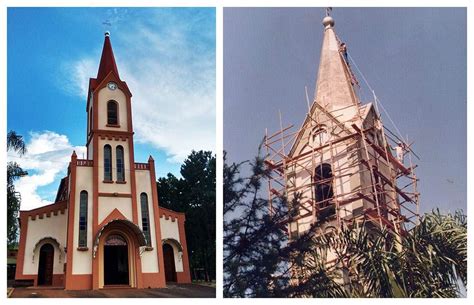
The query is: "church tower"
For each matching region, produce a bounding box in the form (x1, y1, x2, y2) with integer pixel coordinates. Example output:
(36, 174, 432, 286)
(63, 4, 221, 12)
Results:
(264, 12, 420, 245)
(15, 32, 191, 290)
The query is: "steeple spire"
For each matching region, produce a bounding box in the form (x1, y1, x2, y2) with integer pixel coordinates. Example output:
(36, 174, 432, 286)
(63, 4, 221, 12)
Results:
(314, 12, 358, 112)
(96, 31, 120, 83)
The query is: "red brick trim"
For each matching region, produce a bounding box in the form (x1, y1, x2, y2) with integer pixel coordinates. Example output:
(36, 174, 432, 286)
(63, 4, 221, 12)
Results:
(159, 206, 186, 222)
(98, 208, 127, 227)
(19, 200, 67, 220)
(64, 274, 92, 290)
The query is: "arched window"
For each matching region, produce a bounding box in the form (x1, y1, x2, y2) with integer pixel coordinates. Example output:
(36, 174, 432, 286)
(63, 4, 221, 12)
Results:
(107, 101, 118, 125)
(104, 145, 112, 181)
(116, 146, 125, 182)
(311, 125, 328, 146)
(314, 163, 335, 221)
(140, 193, 151, 246)
(105, 234, 127, 246)
(78, 191, 88, 247)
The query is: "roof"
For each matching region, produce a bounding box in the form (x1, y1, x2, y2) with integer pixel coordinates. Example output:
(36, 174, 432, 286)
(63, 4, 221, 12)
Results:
(96, 34, 120, 84)
(313, 16, 359, 111)
(54, 176, 69, 203)
(288, 15, 364, 157)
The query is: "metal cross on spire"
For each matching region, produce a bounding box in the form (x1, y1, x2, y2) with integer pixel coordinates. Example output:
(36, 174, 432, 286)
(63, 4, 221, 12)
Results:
(326, 7, 333, 17)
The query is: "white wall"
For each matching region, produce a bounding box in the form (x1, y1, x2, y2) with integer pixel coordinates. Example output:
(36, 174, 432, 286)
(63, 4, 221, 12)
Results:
(97, 138, 132, 194)
(97, 86, 128, 131)
(160, 216, 180, 242)
(72, 166, 93, 274)
(160, 217, 184, 272)
(98, 197, 133, 224)
(23, 212, 67, 275)
(135, 169, 159, 273)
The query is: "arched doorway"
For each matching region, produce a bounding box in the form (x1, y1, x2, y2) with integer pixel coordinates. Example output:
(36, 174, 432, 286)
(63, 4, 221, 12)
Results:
(95, 219, 147, 288)
(104, 234, 129, 285)
(37, 243, 54, 286)
(163, 243, 177, 282)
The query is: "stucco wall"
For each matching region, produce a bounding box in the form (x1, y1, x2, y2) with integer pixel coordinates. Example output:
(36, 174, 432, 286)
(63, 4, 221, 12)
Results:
(72, 166, 93, 275)
(97, 85, 128, 131)
(23, 212, 67, 275)
(160, 217, 184, 272)
(97, 138, 132, 193)
(98, 197, 133, 224)
(135, 169, 159, 273)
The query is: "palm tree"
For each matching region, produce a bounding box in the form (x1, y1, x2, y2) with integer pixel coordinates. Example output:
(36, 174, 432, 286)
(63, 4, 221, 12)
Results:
(292, 210, 467, 297)
(7, 130, 27, 246)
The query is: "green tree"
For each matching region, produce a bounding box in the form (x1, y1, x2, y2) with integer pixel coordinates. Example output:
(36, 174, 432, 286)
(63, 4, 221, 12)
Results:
(223, 152, 340, 297)
(157, 150, 216, 281)
(7, 131, 27, 247)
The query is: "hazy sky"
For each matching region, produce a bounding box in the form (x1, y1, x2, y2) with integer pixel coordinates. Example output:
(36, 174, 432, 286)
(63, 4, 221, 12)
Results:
(224, 7, 466, 215)
(8, 7, 215, 210)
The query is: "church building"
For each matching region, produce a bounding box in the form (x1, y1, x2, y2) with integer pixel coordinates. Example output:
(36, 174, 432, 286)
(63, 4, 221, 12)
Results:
(15, 32, 192, 290)
(264, 11, 419, 256)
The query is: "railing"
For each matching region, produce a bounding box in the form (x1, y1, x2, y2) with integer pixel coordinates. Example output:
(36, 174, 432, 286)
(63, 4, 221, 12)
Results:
(134, 163, 149, 170)
(77, 159, 93, 167)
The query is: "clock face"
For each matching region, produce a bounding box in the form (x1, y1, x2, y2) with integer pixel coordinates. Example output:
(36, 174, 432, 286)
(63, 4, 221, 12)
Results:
(107, 82, 117, 90)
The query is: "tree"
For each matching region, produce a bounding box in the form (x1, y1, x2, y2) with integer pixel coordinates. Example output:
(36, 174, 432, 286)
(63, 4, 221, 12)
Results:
(7, 131, 28, 247)
(223, 152, 467, 298)
(157, 150, 216, 281)
(223, 151, 312, 297)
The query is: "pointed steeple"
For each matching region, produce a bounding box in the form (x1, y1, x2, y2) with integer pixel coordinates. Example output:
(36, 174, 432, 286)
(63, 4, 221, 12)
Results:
(96, 31, 120, 83)
(314, 14, 358, 112)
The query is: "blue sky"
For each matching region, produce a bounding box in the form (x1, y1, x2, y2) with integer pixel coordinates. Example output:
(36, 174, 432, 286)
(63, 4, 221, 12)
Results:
(8, 7, 216, 210)
(224, 8, 466, 215)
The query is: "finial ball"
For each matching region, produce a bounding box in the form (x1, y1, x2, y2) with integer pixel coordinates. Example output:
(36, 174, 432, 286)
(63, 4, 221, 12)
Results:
(105, 31, 110, 37)
(322, 16, 334, 28)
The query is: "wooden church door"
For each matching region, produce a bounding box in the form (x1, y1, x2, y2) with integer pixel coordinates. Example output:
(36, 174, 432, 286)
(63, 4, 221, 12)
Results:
(163, 244, 177, 282)
(38, 243, 54, 285)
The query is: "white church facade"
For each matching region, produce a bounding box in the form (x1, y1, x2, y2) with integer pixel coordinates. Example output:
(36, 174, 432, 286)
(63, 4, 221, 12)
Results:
(15, 33, 191, 290)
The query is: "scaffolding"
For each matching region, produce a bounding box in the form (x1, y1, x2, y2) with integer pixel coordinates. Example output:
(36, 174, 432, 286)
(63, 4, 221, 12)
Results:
(264, 93, 420, 238)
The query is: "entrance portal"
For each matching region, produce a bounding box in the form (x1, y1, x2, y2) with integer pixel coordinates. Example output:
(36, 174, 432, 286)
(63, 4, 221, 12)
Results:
(104, 234, 129, 285)
(163, 243, 177, 282)
(37, 243, 54, 286)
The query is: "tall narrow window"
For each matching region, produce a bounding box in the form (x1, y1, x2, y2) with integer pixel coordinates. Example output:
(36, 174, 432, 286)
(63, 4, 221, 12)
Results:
(104, 145, 112, 181)
(116, 146, 125, 182)
(107, 101, 118, 125)
(314, 163, 335, 221)
(140, 193, 151, 246)
(79, 191, 88, 248)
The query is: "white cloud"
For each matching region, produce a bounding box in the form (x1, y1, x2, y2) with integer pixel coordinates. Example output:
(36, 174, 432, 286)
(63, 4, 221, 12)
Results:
(63, 10, 215, 163)
(9, 131, 86, 210)
(61, 58, 97, 98)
